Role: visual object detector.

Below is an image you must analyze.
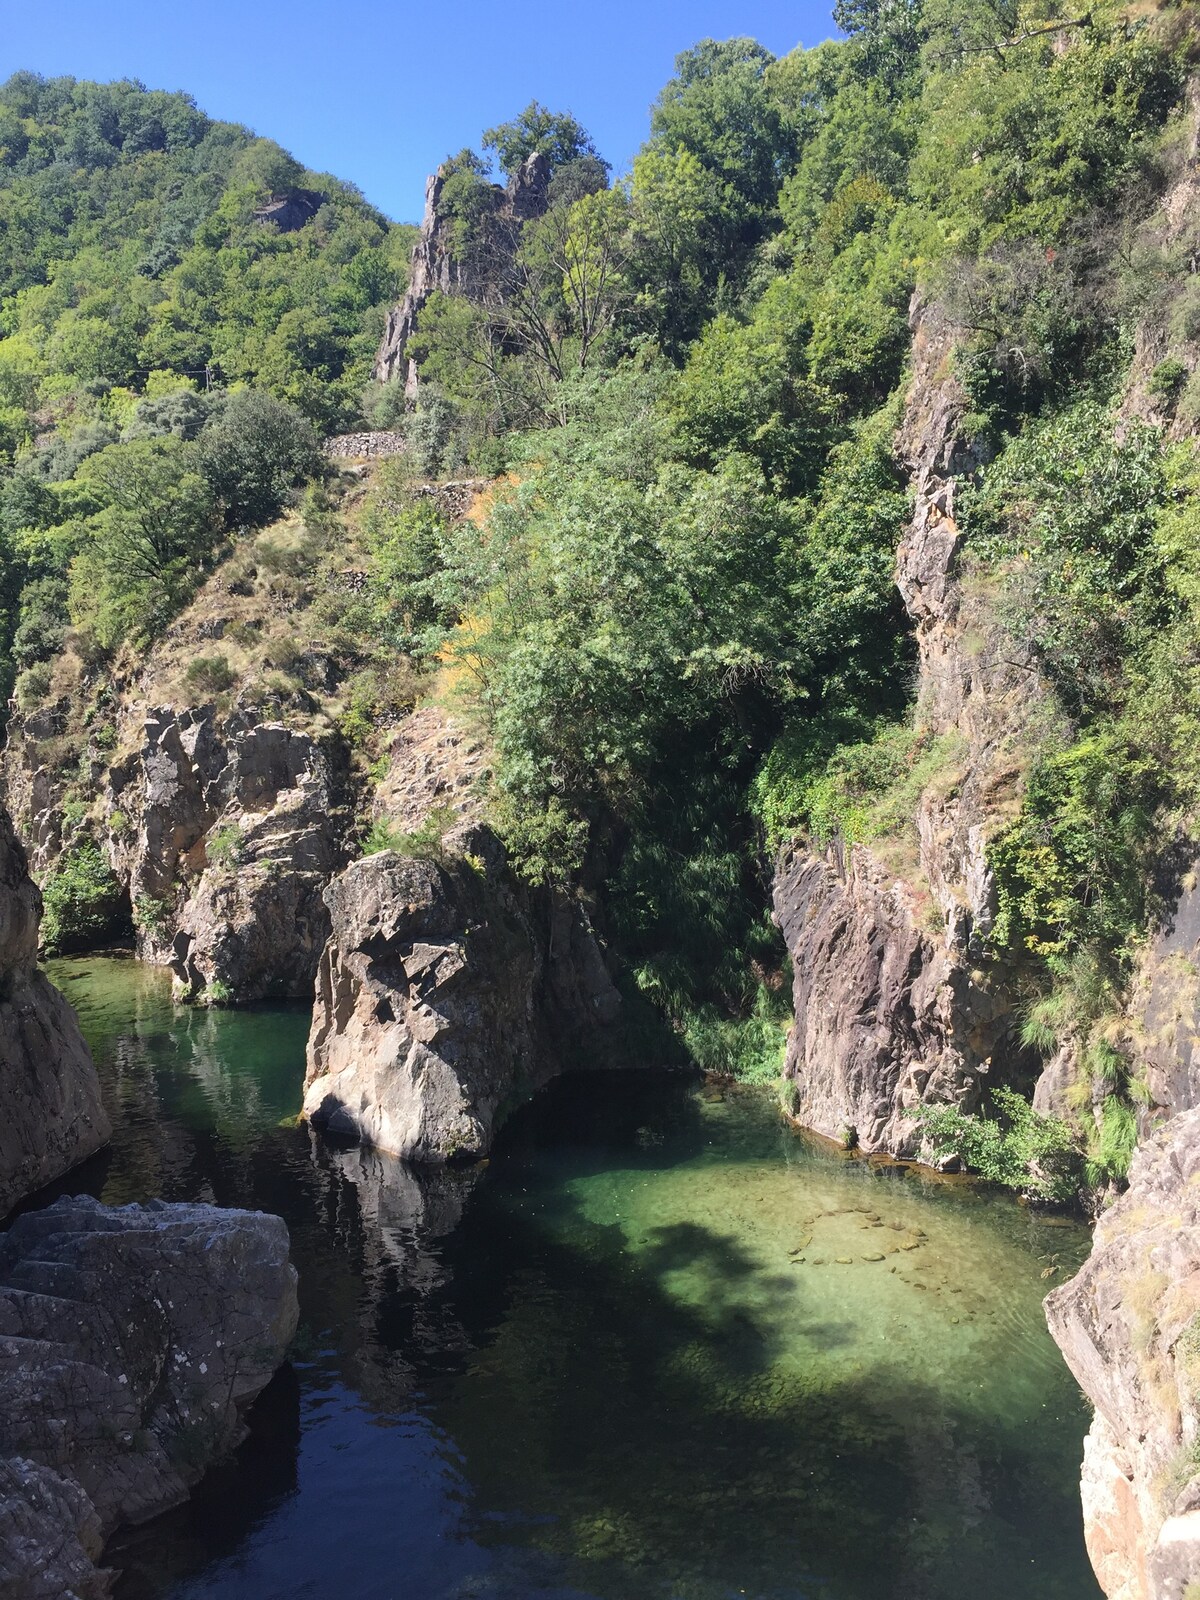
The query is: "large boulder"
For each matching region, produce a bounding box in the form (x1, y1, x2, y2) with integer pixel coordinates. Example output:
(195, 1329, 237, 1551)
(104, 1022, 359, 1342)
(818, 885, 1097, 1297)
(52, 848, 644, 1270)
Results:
(0, 806, 110, 1214)
(303, 825, 620, 1162)
(0, 1195, 299, 1598)
(1045, 1110, 1200, 1600)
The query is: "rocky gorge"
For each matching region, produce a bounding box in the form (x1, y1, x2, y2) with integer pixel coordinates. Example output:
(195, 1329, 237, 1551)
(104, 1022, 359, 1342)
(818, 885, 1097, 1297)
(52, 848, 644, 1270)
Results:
(5, 31, 1200, 1598)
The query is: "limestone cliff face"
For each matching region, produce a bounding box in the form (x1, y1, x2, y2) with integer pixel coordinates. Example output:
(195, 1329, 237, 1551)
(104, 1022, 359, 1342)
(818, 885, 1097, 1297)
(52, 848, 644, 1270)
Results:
(374, 152, 550, 396)
(0, 1195, 298, 1599)
(1046, 1112, 1200, 1600)
(0, 805, 109, 1214)
(774, 299, 1042, 1155)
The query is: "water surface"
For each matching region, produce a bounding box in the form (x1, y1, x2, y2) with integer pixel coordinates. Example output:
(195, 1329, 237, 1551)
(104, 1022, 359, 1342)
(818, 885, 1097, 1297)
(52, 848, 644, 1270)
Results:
(43, 954, 1101, 1600)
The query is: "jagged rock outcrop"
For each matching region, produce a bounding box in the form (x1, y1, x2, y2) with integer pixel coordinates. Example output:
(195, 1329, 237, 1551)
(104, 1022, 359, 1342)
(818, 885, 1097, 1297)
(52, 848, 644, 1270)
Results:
(303, 706, 619, 1160)
(0, 806, 109, 1214)
(252, 188, 324, 232)
(4, 697, 352, 1003)
(1046, 1111, 1200, 1600)
(0, 1195, 298, 1599)
(112, 707, 349, 1002)
(774, 298, 1043, 1154)
(374, 151, 550, 397)
(303, 823, 621, 1162)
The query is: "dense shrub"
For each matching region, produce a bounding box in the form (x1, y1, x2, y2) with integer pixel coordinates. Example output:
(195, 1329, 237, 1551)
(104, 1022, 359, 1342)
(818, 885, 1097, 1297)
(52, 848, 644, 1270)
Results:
(40, 841, 126, 954)
(913, 1088, 1083, 1203)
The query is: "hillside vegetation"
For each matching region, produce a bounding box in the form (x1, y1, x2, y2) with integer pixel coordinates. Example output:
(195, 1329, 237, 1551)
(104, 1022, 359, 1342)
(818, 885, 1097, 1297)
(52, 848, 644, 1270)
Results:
(0, 72, 414, 700)
(7, 0, 1200, 1189)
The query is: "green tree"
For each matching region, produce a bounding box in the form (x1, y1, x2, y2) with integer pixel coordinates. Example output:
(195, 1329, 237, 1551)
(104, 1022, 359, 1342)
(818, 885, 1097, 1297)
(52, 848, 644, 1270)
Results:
(197, 389, 320, 527)
(482, 101, 602, 178)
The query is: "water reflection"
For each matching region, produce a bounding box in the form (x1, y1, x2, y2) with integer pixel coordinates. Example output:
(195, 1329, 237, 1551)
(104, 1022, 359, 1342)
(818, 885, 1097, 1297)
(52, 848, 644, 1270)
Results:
(39, 956, 1100, 1600)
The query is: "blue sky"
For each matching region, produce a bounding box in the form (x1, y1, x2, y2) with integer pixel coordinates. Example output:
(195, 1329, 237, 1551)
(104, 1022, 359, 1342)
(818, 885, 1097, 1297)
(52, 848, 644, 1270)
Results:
(1, 0, 840, 222)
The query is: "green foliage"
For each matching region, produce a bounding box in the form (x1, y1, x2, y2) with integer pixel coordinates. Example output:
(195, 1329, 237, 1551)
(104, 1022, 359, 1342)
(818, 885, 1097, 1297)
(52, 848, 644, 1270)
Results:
(988, 734, 1159, 963)
(910, 23, 1180, 252)
(132, 892, 168, 933)
(914, 1086, 1083, 1203)
(1085, 1095, 1139, 1187)
(39, 840, 125, 954)
(680, 986, 791, 1086)
(488, 792, 588, 887)
(206, 825, 243, 870)
(650, 38, 794, 271)
(482, 102, 602, 179)
(963, 404, 1169, 717)
(0, 73, 412, 436)
(753, 722, 963, 853)
(1149, 357, 1187, 405)
(184, 654, 236, 695)
(361, 805, 457, 863)
(197, 390, 321, 528)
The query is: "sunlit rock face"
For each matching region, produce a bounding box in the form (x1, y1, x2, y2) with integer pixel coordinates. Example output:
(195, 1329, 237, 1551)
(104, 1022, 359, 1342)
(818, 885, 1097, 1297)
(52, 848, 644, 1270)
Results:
(303, 821, 621, 1163)
(1046, 1109, 1200, 1600)
(773, 298, 1040, 1157)
(0, 1195, 298, 1599)
(0, 804, 109, 1214)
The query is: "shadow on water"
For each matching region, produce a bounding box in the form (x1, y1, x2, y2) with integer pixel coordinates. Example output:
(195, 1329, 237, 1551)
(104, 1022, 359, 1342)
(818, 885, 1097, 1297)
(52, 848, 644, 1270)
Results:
(36, 956, 1099, 1600)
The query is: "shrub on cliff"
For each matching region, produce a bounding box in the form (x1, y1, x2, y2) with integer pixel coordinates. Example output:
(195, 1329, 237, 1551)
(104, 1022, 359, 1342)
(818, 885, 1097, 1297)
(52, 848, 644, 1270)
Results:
(913, 1088, 1083, 1203)
(40, 841, 127, 955)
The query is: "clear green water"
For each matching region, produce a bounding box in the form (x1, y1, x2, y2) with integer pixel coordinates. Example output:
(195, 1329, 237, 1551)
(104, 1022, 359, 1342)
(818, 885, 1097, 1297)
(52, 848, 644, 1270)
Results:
(40, 954, 1101, 1600)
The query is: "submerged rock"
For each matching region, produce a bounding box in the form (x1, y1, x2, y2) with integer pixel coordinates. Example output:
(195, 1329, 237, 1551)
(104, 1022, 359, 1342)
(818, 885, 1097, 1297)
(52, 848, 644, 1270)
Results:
(0, 805, 109, 1215)
(303, 824, 621, 1162)
(0, 1194, 299, 1598)
(1045, 1109, 1200, 1599)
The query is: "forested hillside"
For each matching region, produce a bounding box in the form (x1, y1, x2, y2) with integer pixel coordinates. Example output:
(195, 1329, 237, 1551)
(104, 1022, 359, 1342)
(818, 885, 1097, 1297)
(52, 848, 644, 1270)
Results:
(0, 73, 413, 696)
(6, 0, 1200, 1197)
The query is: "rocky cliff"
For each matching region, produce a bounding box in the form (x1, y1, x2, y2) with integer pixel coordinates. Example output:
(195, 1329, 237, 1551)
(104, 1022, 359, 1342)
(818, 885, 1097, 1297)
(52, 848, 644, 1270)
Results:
(374, 151, 550, 397)
(303, 708, 621, 1161)
(1046, 1111, 1200, 1600)
(774, 299, 1043, 1155)
(0, 1195, 298, 1599)
(0, 805, 109, 1213)
(0, 496, 373, 1002)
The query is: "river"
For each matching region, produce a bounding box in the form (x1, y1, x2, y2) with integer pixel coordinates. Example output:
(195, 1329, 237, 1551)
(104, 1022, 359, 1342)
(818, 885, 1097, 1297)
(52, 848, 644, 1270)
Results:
(42, 953, 1101, 1600)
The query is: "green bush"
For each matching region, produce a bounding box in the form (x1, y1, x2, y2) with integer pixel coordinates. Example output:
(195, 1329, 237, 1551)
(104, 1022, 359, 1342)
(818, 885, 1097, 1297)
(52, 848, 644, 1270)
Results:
(40, 841, 126, 955)
(361, 805, 457, 862)
(132, 892, 168, 934)
(197, 390, 322, 529)
(185, 655, 236, 695)
(1149, 358, 1188, 405)
(13, 661, 52, 712)
(913, 1086, 1082, 1203)
(752, 721, 964, 851)
(206, 825, 243, 870)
